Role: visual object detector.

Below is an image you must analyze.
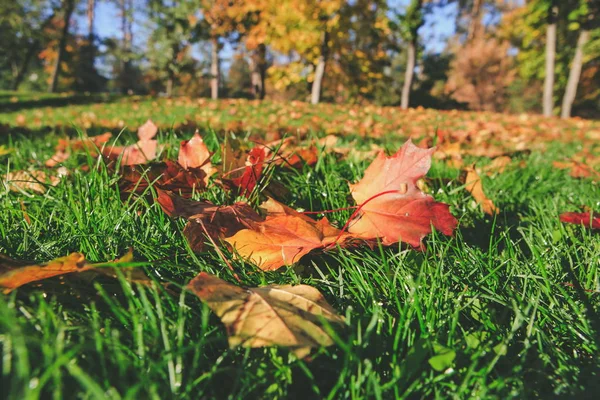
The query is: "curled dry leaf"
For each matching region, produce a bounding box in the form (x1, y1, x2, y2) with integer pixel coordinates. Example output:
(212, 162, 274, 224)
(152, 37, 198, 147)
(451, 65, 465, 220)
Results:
(464, 165, 499, 216)
(559, 212, 600, 230)
(348, 140, 457, 247)
(119, 160, 208, 196)
(187, 272, 344, 357)
(155, 190, 262, 252)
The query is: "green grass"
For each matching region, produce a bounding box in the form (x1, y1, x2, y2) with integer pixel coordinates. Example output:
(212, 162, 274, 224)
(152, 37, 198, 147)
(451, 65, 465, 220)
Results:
(1, 93, 599, 399)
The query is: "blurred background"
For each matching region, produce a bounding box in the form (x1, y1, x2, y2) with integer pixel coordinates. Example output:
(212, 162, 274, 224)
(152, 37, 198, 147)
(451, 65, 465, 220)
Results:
(1, 0, 598, 118)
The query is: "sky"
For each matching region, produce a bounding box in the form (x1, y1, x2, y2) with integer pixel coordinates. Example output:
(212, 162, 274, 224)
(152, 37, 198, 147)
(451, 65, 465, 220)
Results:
(77, 0, 459, 71)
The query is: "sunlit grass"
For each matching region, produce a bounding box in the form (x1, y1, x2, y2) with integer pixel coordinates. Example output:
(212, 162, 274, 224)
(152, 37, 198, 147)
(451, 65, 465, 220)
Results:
(0, 95, 599, 398)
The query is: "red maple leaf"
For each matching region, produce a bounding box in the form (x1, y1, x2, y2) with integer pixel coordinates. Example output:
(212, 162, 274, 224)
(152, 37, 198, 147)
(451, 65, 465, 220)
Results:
(347, 140, 457, 247)
(231, 147, 267, 196)
(559, 212, 600, 229)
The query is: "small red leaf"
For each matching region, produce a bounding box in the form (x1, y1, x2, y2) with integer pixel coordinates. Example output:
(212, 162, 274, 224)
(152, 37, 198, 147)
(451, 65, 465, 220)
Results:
(559, 212, 600, 229)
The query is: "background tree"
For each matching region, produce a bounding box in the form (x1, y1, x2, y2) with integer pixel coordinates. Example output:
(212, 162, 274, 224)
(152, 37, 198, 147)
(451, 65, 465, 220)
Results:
(48, 0, 75, 92)
(561, 0, 598, 118)
(145, 0, 199, 96)
(391, 0, 425, 109)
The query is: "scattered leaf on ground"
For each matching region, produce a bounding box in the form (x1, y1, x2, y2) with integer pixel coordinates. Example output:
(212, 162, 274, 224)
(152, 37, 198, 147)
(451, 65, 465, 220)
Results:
(3, 169, 67, 194)
(103, 119, 158, 166)
(464, 165, 499, 215)
(187, 272, 344, 357)
(559, 212, 600, 229)
(0, 253, 90, 292)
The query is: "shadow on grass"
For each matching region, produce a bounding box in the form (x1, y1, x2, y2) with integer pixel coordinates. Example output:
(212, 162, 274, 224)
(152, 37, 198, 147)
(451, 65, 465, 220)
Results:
(0, 93, 119, 113)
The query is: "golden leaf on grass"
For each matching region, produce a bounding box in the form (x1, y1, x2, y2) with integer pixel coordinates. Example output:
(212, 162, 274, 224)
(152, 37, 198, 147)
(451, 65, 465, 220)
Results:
(479, 156, 512, 176)
(0, 250, 151, 292)
(464, 165, 498, 215)
(188, 272, 344, 357)
(0, 145, 13, 157)
(0, 253, 90, 292)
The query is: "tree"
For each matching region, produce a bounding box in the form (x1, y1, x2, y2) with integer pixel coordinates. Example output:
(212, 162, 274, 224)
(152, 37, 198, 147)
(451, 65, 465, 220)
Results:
(203, 0, 242, 100)
(145, 0, 199, 96)
(543, 0, 558, 116)
(561, 0, 598, 118)
(445, 36, 515, 111)
(1, 0, 58, 91)
(392, 0, 424, 109)
(48, 0, 75, 93)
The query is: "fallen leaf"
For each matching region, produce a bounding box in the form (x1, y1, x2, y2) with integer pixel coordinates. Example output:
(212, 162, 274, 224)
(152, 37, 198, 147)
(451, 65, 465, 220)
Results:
(178, 132, 215, 184)
(559, 212, 600, 229)
(231, 147, 267, 196)
(0, 253, 90, 292)
(137, 119, 158, 141)
(103, 120, 158, 166)
(187, 272, 344, 357)
(45, 132, 112, 167)
(464, 165, 499, 215)
(184, 202, 263, 252)
(0, 145, 13, 157)
(347, 140, 457, 246)
(3, 169, 65, 194)
(0, 251, 151, 292)
(480, 156, 512, 175)
(225, 213, 345, 271)
(119, 161, 208, 197)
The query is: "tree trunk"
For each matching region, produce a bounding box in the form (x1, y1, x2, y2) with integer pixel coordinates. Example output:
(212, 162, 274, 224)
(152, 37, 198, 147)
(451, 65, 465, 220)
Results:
(210, 37, 220, 100)
(166, 77, 174, 97)
(119, 0, 133, 94)
(401, 38, 417, 109)
(311, 31, 329, 105)
(466, 0, 483, 42)
(250, 44, 266, 100)
(87, 0, 95, 41)
(48, 0, 75, 93)
(13, 44, 38, 90)
(12, 11, 57, 90)
(561, 29, 590, 119)
(543, 2, 558, 117)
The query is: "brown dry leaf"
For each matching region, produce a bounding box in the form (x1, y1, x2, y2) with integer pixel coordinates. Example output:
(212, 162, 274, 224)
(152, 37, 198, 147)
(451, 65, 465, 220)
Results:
(0, 253, 90, 292)
(187, 272, 344, 357)
(45, 132, 113, 167)
(184, 203, 263, 252)
(479, 156, 512, 176)
(3, 169, 66, 194)
(553, 159, 600, 181)
(464, 165, 499, 215)
(0, 251, 151, 292)
(92, 249, 152, 286)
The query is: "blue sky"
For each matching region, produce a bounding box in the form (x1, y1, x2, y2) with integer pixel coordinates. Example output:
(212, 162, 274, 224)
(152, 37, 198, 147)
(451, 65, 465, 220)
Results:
(77, 0, 458, 70)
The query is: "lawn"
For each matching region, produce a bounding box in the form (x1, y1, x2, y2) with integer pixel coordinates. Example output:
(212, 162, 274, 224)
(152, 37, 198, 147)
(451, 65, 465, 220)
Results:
(1, 92, 599, 399)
